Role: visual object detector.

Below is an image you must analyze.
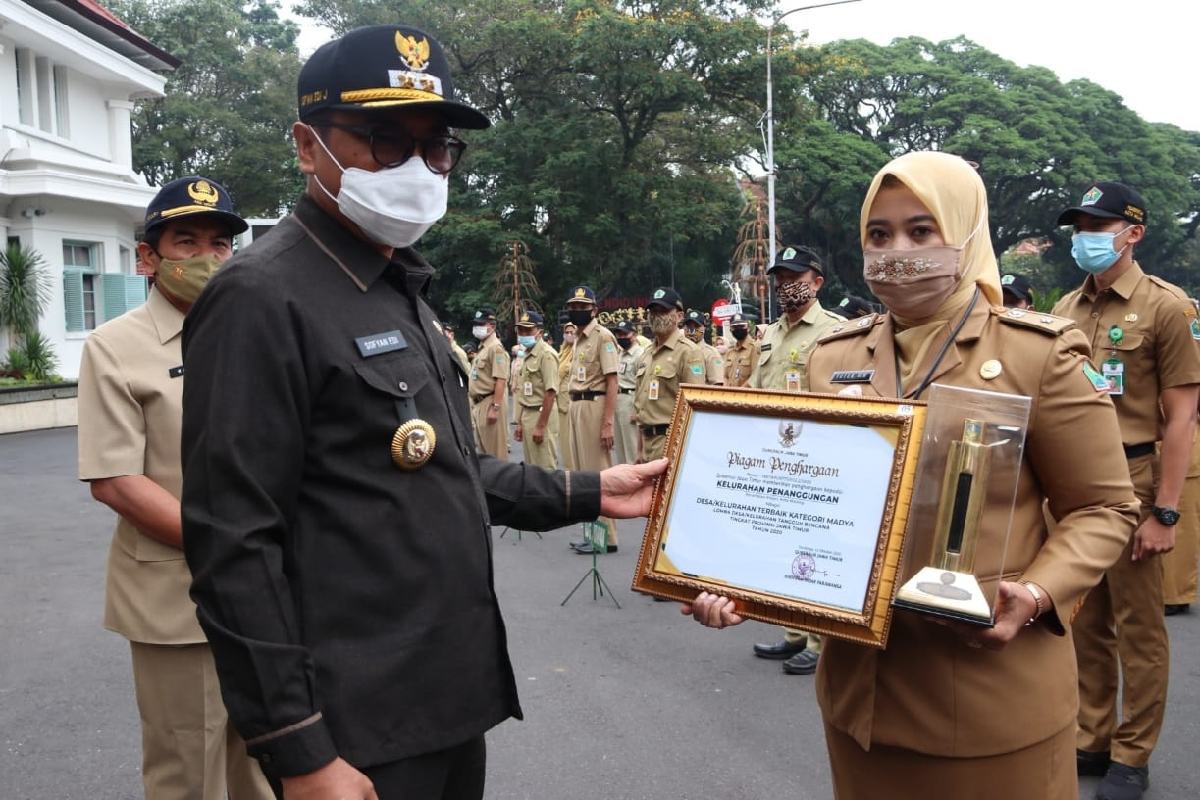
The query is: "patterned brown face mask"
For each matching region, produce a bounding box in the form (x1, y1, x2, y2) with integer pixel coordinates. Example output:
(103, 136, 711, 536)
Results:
(776, 278, 813, 313)
(863, 246, 962, 321)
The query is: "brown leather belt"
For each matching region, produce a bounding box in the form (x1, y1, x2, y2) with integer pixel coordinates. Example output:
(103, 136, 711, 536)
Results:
(570, 391, 606, 401)
(618, 388, 634, 395)
(470, 394, 490, 404)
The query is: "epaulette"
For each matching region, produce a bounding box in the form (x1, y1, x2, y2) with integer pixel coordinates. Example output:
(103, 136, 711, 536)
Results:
(822, 308, 848, 322)
(992, 306, 1075, 335)
(1147, 274, 1191, 302)
(817, 313, 884, 343)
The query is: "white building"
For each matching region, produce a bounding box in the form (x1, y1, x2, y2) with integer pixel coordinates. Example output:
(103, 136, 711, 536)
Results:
(0, 0, 175, 379)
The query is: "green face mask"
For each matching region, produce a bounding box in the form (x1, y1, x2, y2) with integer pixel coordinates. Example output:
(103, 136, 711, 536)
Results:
(155, 254, 223, 303)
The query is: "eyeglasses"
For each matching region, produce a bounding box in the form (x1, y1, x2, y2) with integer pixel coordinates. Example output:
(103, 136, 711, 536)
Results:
(319, 123, 467, 174)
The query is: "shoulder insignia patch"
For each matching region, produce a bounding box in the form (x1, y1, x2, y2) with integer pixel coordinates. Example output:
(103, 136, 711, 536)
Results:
(1191, 318, 1200, 340)
(690, 364, 704, 375)
(993, 307, 1075, 336)
(605, 342, 616, 353)
(1082, 362, 1111, 393)
(818, 314, 881, 343)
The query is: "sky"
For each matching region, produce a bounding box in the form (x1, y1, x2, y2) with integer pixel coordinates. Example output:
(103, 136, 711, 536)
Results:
(286, 1, 1197, 133)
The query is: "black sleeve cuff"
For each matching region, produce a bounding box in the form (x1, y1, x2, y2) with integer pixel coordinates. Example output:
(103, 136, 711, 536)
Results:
(567, 470, 602, 522)
(246, 713, 339, 779)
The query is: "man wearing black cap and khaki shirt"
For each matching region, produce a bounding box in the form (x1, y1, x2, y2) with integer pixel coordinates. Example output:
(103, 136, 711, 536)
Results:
(563, 285, 621, 554)
(612, 320, 644, 465)
(634, 288, 705, 461)
(512, 310, 559, 469)
(179, 26, 665, 800)
(467, 308, 510, 457)
(723, 313, 758, 387)
(682, 309, 724, 385)
(1053, 182, 1200, 800)
(1001, 273, 1035, 310)
(748, 244, 845, 676)
(77, 177, 271, 800)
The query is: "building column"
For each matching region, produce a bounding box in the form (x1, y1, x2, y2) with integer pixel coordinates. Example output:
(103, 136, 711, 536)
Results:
(107, 99, 134, 169)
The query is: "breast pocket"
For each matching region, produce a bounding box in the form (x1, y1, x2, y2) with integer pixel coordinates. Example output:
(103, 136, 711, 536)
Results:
(524, 356, 542, 373)
(353, 352, 433, 429)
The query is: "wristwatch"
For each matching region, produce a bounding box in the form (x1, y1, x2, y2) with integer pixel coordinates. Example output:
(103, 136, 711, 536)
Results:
(1151, 505, 1181, 526)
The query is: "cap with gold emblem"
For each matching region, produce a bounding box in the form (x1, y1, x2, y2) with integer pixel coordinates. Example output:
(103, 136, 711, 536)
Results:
(515, 310, 545, 328)
(143, 175, 248, 236)
(566, 285, 597, 305)
(298, 25, 490, 129)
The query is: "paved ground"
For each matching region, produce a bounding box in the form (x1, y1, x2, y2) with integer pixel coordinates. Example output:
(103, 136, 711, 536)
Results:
(1, 426, 1197, 799)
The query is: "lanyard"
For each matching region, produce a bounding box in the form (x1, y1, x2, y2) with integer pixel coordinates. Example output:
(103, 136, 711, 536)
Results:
(893, 289, 980, 400)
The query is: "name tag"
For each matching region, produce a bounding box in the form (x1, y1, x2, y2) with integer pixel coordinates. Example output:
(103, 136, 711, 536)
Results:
(830, 369, 875, 384)
(355, 330, 408, 358)
(760, 343, 772, 352)
(168, 365, 184, 378)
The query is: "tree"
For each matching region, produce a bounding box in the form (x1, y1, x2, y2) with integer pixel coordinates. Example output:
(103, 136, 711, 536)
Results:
(111, 0, 306, 217)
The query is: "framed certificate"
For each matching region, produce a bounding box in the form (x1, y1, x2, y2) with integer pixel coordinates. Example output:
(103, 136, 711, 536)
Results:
(632, 386, 926, 648)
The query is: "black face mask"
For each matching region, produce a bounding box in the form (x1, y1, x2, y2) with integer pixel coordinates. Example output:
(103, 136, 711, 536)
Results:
(732, 328, 748, 341)
(616, 337, 633, 350)
(567, 309, 594, 329)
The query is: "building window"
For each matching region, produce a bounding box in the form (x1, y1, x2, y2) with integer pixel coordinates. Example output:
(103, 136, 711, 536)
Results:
(15, 48, 32, 126)
(119, 245, 132, 274)
(35, 56, 53, 133)
(53, 66, 70, 138)
(63, 241, 100, 332)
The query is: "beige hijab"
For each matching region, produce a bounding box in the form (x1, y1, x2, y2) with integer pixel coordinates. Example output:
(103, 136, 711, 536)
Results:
(860, 152, 1002, 385)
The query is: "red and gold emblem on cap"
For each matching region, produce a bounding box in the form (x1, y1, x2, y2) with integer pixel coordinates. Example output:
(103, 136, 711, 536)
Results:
(187, 180, 219, 206)
(395, 32, 431, 71)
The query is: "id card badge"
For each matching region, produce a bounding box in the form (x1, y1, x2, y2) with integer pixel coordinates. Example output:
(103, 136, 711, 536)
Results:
(619, 362, 627, 375)
(1103, 358, 1125, 396)
(648, 379, 660, 400)
(523, 381, 533, 397)
(576, 366, 587, 382)
(785, 371, 800, 392)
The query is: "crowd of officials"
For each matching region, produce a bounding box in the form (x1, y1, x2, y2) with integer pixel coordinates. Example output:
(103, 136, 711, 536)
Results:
(70, 21, 1198, 800)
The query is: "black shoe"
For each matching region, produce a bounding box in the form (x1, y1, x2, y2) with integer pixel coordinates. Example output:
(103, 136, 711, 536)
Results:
(782, 649, 820, 675)
(573, 542, 618, 555)
(1096, 762, 1149, 800)
(752, 639, 807, 660)
(568, 540, 588, 550)
(1078, 749, 1111, 777)
(1165, 603, 1190, 616)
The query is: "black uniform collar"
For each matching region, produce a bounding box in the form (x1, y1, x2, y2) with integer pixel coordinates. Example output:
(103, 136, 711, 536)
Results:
(292, 194, 435, 295)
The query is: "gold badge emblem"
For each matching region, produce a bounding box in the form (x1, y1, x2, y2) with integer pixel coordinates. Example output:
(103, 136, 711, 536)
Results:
(979, 359, 1003, 380)
(1124, 313, 1139, 323)
(395, 32, 431, 71)
(391, 420, 436, 470)
(574, 287, 586, 299)
(187, 180, 219, 206)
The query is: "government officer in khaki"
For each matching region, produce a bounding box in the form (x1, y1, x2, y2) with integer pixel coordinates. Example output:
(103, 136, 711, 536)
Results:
(1052, 182, 1200, 799)
(556, 321, 577, 467)
(512, 310, 559, 469)
(682, 309, 724, 384)
(467, 307, 510, 457)
(722, 313, 758, 387)
(612, 320, 644, 465)
(1163, 419, 1199, 615)
(687, 152, 1137, 799)
(633, 288, 705, 461)
(748, 245, 844, 676)
(77, 177, 271, 800)
(564, 285, 621, 554)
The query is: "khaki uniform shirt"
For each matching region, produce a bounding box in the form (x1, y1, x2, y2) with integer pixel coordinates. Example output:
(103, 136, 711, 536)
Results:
(750, 301, 844, 391)
(617, 342, 645, 392)
(569, 319, 619, 392)
(698, 340, 724, 384)
(633, 330, 706, 425)
(517, 339, 559, 409)
(450, 340, 471, 374)
(807, 302, 1137, 758)
(724, 337, 760, 386)
(1054, 262, 1200, 445)
(556, 343, 574, 412)
(468, 333, 509, 402)
(77, 286, 205, 644)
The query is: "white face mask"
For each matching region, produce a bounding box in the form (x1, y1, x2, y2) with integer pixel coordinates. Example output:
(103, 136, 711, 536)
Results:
(472, 325, 491, 340)
(309, 125, 448, 248)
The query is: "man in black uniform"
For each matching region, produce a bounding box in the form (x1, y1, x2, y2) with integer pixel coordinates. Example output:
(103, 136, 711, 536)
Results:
(180, 26, 663, 800)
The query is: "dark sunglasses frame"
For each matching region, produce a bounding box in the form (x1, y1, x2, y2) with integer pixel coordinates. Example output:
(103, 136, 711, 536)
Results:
(318, 123, 467, 174)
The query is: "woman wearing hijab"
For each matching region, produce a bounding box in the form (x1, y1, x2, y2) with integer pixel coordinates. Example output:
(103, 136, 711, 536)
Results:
(687, 152, 1138, 798)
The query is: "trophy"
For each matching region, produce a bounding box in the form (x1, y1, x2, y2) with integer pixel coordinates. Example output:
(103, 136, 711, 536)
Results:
(894, 418, 994, 624)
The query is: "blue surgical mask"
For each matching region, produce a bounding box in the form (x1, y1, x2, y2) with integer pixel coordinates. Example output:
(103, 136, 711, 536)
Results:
(1071, 226, 1132, 274)
(518, 335, 536, 349)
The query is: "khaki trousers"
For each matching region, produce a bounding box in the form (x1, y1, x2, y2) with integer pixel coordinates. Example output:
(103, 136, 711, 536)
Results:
(825, 722, 1076, 800)
(130, 642, 271, 800)
(642, 432, 666, 462)
(1163, 469, 1199, 604)
(566, 395, 617, 545)
(613, 392, 637, 465)
(782, 627, 823, 654)
(518, 404, 558, 469)
(470, 397, 508, 458)
(1074, 453, 1169, 767)
(556, 407, 571, 468)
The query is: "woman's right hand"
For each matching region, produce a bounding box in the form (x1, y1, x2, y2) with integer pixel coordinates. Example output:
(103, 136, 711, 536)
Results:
(682, 591, 744, 629)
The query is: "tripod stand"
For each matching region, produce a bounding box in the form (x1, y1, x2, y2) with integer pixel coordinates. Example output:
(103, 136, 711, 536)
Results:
(498, 526, 543, 542)
(561, 522, 620, 608)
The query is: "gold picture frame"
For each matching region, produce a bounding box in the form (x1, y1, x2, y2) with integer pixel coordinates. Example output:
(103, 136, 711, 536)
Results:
(632, 386, 926, 648)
